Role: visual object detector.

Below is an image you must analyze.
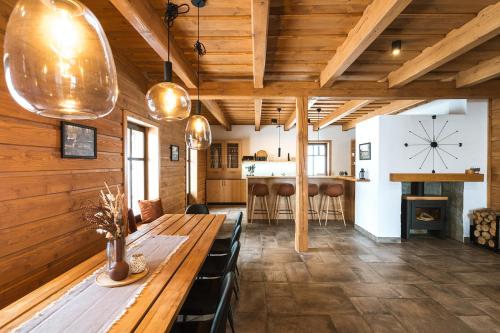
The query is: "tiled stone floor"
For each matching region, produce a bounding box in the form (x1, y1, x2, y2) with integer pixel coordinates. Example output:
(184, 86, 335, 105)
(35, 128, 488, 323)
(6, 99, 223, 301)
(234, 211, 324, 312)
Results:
(210, 206, 500, 333)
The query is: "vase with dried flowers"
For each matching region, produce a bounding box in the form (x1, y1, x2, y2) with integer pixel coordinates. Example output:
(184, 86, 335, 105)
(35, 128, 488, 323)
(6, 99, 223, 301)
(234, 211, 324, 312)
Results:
(82, 183, 129, 281)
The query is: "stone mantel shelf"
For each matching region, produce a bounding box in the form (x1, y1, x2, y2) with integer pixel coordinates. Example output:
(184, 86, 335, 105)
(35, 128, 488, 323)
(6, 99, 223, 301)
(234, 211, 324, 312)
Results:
(390, 173, 484, 182)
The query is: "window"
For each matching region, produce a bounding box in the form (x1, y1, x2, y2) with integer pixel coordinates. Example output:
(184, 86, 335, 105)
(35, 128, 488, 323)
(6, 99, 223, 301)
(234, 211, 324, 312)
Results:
(308, 142, 329, 176)
(127, 123, 147, 214)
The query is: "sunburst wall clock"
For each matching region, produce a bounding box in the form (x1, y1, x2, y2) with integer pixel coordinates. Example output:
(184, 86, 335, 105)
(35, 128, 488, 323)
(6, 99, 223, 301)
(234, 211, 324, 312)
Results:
(404, 115, 462, 173)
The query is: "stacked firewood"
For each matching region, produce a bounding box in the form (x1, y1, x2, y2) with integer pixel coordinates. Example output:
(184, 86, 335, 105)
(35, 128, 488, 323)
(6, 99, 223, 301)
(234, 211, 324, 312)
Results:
(472, 209, 498, 248)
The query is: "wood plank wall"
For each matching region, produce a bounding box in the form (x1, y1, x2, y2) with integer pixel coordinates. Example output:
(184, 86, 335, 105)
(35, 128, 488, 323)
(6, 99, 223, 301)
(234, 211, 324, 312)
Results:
(490, 99, 500, 211)
(0, 5, 186, 307)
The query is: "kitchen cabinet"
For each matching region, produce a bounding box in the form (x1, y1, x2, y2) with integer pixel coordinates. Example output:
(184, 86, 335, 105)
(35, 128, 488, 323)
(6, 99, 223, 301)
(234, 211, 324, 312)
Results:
(207, 141, 242, 179)
(206, 179, 246, 203)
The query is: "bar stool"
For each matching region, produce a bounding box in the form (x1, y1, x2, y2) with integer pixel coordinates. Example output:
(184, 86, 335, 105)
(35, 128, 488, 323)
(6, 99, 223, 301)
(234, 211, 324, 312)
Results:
(273, 183, 295, 223)
(249, 183, 271, 224)
(308, 184, 321, 225)
(320, 184, 346, 227)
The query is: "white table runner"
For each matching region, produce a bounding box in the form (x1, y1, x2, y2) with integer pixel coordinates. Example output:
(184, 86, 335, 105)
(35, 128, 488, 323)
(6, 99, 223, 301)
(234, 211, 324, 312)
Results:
(14, 235, 188, 333)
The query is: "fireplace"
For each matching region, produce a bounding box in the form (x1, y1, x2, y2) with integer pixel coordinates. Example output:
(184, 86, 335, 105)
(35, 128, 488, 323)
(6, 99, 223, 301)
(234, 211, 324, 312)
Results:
(401, 182, 448, 239)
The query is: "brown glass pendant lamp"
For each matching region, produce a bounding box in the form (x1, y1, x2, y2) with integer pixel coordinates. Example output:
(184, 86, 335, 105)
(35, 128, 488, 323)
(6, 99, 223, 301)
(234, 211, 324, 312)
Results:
(185, 0, 212, 150)
(146, 1, 191, 121)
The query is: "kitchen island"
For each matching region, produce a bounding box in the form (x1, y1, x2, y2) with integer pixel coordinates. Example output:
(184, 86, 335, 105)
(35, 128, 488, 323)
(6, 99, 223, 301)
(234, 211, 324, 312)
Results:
(246, 176, 363, 223)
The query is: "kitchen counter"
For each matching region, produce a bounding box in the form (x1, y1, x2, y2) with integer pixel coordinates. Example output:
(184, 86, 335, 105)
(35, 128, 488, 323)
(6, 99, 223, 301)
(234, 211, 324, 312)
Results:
(246, 175, 367, 182)
(246, 175, 356, 222)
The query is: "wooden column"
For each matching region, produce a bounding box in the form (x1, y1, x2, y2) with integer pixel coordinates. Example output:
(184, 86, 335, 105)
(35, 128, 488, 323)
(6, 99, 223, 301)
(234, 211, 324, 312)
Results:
(295, 97, 308, 252)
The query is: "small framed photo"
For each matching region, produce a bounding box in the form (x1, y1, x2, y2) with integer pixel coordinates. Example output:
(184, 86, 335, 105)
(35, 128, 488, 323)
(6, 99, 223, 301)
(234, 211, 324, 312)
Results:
(61, 122, 97, 159)
(359, 142, 371, 160)
(170, 145, 179, 161)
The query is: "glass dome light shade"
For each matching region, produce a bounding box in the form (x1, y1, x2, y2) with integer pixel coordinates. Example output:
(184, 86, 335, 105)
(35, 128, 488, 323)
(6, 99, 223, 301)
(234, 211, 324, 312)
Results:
(3, 0, 119, 119)
(146, 81, 191, 121)
(185, 114, 212, 150)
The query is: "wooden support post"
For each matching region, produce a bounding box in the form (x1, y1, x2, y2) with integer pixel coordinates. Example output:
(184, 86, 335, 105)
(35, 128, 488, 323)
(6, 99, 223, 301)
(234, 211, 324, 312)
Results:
(295, 96, 308, 252)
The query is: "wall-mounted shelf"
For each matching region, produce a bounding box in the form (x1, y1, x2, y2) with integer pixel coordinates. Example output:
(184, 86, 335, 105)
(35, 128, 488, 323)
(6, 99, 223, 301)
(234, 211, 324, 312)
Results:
(390, 173, 484, 182)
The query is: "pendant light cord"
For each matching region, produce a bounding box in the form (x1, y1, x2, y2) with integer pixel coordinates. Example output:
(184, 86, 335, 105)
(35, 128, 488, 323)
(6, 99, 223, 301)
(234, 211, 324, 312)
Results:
(197, 5, 200, 109)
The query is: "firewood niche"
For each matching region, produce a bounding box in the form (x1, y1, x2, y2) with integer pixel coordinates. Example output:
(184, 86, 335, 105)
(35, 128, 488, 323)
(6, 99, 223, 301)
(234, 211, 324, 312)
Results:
(471, 209, 499, 251)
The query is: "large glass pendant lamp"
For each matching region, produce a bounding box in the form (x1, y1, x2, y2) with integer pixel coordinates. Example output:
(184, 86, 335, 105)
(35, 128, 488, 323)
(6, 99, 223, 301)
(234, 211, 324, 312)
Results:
(3, 0, 118, 119)
(185, 0, 211, 150)
(146, 1, 191, 121)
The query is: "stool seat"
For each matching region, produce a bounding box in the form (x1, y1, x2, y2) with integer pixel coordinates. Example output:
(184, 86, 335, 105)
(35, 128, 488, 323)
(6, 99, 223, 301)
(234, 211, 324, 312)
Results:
(277, 183, 295, 196)
(252, 183, 269, 197)
(249, 183, 271, 224)
(273, 183, 295, 223)
(319, 183, 346, 227)
(308, 184, 319, 197)
(325, 184, 344, 197)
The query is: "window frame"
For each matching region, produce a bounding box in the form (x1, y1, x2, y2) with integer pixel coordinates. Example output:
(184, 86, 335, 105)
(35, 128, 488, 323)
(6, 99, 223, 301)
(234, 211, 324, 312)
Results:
(307, 140, 331, 176)
(127, 122, 148, 213)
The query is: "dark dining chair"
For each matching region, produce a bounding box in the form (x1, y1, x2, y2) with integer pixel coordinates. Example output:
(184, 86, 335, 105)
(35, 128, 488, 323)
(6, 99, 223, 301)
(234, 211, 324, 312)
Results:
(177, 242, 240, 333)
(185, 204, 210, 214)
(127, 208, 142, 233)
(210, 212, 243, 255)
(171, 272, 235, 333)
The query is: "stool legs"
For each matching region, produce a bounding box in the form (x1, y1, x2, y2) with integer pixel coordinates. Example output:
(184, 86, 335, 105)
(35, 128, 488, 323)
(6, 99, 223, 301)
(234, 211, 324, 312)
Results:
(320, 195, 346, 227)
(273, 194, 294, 223)
(263, 196, 271, 225)
(308, 196, 320, 225)
(249, 195, 271, 224)
(337, 196, 346, 227)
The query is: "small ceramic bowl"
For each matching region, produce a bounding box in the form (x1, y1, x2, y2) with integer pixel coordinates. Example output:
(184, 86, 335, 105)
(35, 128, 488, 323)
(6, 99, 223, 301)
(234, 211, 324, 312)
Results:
(129, 253, 147, 274)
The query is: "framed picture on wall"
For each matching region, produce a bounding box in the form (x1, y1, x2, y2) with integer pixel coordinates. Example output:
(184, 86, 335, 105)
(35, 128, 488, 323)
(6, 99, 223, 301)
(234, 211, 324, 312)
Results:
(171, 145, 179, 161)
(61, 122, 97, 159)
(359, 142, 371, 160)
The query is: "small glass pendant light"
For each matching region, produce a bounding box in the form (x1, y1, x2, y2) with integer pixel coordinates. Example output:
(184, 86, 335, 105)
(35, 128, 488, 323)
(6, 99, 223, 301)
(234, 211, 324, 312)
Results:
(186, 101, 212, 150)
(185, 0, 211, 150)
(3, 0, 118, 119)
(146, 1, 191, 121)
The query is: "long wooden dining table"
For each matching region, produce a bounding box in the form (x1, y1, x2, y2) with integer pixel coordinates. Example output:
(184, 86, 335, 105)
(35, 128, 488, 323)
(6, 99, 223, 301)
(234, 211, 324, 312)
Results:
(0, 213, 225, 333)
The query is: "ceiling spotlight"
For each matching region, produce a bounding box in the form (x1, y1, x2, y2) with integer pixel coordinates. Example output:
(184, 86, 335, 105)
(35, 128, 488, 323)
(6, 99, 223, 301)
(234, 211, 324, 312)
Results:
(392, 40, 402, 56)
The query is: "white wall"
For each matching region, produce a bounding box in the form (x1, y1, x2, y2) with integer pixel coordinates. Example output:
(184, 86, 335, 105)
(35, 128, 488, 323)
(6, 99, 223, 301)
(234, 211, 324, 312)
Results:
(355, 99, 488, 240)
(211, 124, 355, 176)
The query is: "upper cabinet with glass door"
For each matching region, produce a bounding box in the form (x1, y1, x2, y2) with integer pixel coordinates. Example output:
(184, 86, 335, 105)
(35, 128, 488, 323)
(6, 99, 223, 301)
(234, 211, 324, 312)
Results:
(207, 141, 242, 179)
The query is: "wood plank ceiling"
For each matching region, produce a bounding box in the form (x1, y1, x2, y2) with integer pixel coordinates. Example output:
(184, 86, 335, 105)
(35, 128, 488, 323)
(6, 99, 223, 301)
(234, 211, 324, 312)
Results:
(85, 0, 500, 129)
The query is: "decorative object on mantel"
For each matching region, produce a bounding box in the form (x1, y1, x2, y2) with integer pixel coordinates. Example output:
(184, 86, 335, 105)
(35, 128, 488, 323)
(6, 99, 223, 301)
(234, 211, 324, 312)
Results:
(146, 0, 191, 121)
(404, 115, 462, 173)
(359, 142, 371, 160)
(466, 167, 481, 174)
(61, 122, 97, 159)
(3, 0, 118, 119)
(470, 209, 499, 251)
(82, 183, 129, 281)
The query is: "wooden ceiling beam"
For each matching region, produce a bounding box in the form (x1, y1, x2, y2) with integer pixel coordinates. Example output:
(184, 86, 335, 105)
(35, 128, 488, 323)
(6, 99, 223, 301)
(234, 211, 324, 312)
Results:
(186, 80, 500, 100)
(285, 110, 297, 131)
(251, 0, 270, 88)
(315, 100, 372, 130)
(455, 55, 500, 88)
(342, 100, 425, 131)
(319, 0, 411, 87)
(203, 100, 231, 131)
(388, 2, 500, 88)
(108, 0, 198, 88)
(254, 99, 262, 131)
